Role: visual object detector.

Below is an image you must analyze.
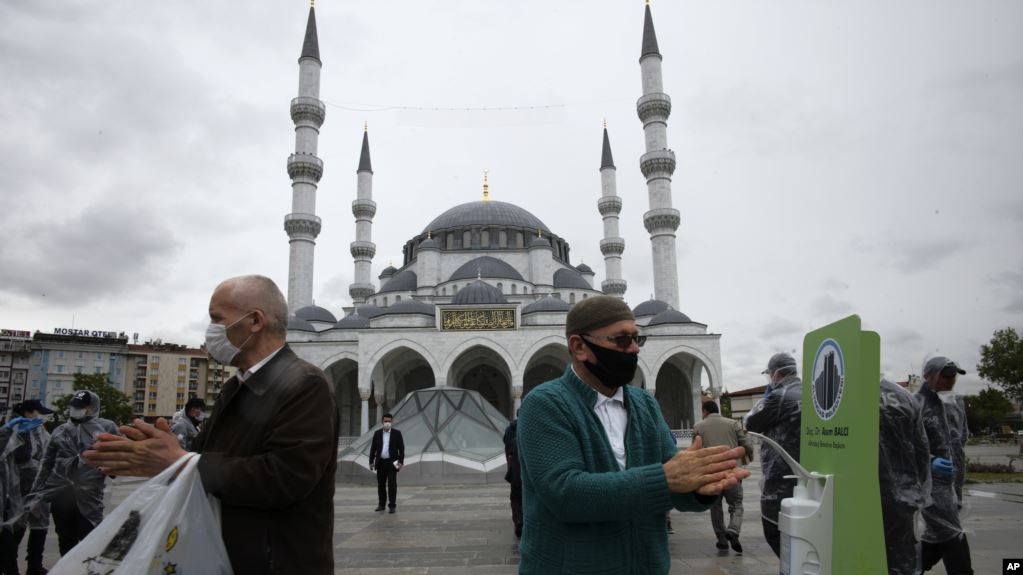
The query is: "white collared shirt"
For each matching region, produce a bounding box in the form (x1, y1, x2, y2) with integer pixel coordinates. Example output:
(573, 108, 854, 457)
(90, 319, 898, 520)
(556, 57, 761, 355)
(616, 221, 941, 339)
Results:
(574, 366, 628, 471)
(381, 430, 391, 459)
(238, 346, 284, 382)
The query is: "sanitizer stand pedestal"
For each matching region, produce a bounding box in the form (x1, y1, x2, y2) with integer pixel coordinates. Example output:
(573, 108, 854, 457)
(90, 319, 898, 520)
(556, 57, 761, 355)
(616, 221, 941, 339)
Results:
(750, 432, 834, 575)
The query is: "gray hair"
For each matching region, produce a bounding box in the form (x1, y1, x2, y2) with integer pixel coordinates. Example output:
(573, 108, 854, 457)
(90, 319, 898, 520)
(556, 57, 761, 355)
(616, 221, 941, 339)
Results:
(219, 275, 289, 335)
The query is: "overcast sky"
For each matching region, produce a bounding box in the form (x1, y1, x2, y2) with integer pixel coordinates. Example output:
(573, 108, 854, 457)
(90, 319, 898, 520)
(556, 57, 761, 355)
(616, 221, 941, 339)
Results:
(1, 1, 1020, 395)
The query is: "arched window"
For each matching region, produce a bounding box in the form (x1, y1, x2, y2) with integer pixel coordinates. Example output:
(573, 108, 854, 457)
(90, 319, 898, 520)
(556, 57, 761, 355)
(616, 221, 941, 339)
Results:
(383, 296, 388, 307)
(463, 230, 472, 248)
(396, 295, 402, 302)
(499, 230, 508, 248)
(481, 230, 490, 247)
(441, 286, 446, 295)
(582, 293, 588, 299)
(446, 233, 455, 250)
(516, 232, 524, 248)
(497, 282, 503, 292)
(511, 284, 517, 294)
(569, 293, 576, 304)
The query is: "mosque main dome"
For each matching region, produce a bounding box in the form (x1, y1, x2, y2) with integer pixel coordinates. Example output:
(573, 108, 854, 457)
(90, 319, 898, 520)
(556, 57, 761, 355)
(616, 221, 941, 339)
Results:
(422, 200, 551, 234)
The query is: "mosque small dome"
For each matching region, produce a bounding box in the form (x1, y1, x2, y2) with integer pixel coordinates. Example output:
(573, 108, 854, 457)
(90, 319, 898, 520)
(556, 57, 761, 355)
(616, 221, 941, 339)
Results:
(378, 270, 418, 293)
(647, 308, 694, 326)
(451, 280, 508, 305)
(287, 316, 317, 332)
(553, 268, 590, 290)
(575, 263, 594, 274)
(633, 299, 670, 318)
(335, 313, 371, 329)
(521, 296, 572, 314)
(294, 305, 337, 324)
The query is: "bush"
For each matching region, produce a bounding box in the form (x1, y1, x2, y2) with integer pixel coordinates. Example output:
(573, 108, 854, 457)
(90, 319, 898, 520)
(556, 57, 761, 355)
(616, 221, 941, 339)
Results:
(966, 457, 1021, 473)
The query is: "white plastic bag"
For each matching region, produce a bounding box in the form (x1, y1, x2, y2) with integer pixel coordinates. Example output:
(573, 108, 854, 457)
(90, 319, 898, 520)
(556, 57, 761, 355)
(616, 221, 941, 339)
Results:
(50, 452, 233, 575)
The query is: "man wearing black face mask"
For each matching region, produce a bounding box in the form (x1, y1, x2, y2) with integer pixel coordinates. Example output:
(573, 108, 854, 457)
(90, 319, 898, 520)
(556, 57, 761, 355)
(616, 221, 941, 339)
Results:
(516, 296, 750, 574)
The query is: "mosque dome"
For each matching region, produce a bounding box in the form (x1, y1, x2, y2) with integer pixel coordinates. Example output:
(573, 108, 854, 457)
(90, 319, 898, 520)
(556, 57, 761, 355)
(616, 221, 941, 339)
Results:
(334, 312, 370, 329)
(379, 265, 398, 278)
(294, 305, 337, 324)
(575, 263, 594, 274)
(647, 308, 694, 326)
(451, 280, 508, 305)
(287, 316, 317, 332)
(449, 256, 524, 282)
(378, 270, 418, 293)
(521, 296, 572, 314)
(553, 268, 590, 290)
(633, 299, 670, 318)
(376, 299, 436, 317)
(528, 235, 551, 248)
(423, 200, 551, 234)
(418, 237, 442, 250)
(353, 304, 385, 319)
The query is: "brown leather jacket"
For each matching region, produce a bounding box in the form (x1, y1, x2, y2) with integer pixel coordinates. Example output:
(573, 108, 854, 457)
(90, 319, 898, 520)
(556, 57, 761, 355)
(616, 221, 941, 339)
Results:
(193, 345, 338, 574)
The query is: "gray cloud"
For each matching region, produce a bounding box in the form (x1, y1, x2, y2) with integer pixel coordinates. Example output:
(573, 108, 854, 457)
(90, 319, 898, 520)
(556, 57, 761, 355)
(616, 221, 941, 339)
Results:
(759, 317, 803, 340)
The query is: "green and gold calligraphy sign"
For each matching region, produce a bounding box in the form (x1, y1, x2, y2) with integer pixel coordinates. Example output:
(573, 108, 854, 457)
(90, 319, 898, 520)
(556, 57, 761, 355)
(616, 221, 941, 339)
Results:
(441, 309, 516, 331)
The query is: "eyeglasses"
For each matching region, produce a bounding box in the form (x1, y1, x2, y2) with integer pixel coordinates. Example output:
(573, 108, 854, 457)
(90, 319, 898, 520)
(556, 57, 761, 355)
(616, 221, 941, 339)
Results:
(581, 333, 647, 349)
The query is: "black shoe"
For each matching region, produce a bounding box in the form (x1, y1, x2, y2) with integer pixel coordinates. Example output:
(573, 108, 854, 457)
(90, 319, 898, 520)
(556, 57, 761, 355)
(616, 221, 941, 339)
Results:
(388, 507, 396, 514)
(375, 505, 385, 512)
(666, 521, 674, 534)
(26, 568, 49, 575)
(715, 537, 729, 550)
(514, 524, 522, 538)
(726, 532, 743, 554)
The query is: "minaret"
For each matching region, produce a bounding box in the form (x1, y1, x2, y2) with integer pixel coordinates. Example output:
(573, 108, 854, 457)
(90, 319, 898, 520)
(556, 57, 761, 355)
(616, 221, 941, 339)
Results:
(349, 123, 377, 303)
(637, 1, 681, 309)
(598, 122, 627, 299)
(284, 4, 325, 311)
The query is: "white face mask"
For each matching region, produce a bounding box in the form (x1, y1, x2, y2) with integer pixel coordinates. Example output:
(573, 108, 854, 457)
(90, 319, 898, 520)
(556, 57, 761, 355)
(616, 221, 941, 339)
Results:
(937, 390, 956, 404)
(205, 312, 254, 365)
(69, 407, 88, 421)
(383, 422, 392, 431)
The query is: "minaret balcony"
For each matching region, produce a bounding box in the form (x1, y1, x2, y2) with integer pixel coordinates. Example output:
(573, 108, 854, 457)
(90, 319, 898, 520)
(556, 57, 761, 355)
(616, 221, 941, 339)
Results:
(283, 213, 322, 237)
(352, 199, 377, 220)
(597, 196, 623, 217)
(287, 154, 324, 182)
(350, 241, 377, 260)
(639, 149, 676, 179)
(636, 92, 672, 123)
(601, 279, 628, 296)
(290, 97, 326, 127)
(643, 208, 681, 233)
(348, 283, 376, 303)
(599, 237, 625, 257)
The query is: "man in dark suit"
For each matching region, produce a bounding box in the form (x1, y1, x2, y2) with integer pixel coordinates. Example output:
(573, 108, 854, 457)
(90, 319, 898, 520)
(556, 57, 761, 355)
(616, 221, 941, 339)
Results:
(369, 413, 404, 513)
(85, 275, 338, 575)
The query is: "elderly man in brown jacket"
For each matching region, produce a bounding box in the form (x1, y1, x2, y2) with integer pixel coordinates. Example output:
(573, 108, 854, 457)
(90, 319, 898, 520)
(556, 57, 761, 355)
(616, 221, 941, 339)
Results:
(85, 275, 338, 574)
(693, 400, 750, 554)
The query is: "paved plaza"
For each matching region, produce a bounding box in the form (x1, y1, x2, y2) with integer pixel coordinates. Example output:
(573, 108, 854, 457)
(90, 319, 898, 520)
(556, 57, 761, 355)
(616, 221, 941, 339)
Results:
(14, 445, 1023, 574)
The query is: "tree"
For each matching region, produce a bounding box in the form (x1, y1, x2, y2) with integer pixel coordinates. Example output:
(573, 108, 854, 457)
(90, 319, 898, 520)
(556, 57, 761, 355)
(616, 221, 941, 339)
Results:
(978, 327, 1023, 404)
(47, 373, 134, 431)
(962, 387, 1015, 434)
(720, 395, 733, 419)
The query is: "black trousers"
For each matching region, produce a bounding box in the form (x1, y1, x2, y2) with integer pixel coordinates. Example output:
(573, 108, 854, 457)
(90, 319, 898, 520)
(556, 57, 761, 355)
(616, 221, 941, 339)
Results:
(760, 479, 795, 558)
(921, 533, 973, 575)
(509, 484, 522, 530)
(51, 491, 96, 556)
(376, 458, 398, 508)
(880, 501, 918, 575)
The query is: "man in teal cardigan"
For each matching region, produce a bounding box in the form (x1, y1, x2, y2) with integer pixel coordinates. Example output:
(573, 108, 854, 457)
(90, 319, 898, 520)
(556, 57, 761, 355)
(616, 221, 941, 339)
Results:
(517, 296, 749, 574)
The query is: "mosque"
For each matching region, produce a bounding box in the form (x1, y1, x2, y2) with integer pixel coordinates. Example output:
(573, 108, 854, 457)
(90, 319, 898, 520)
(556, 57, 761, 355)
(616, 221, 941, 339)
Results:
(281, 4, 723, 443)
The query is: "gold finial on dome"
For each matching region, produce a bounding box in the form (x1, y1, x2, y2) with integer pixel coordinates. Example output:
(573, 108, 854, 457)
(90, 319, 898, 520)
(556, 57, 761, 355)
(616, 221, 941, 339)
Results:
(537, 227, 542, 238)
(603, 118, 607, 129)
(364, 121, 368, 132)
(482, 170, 490, 201)
(311, 0, 315, 7)
(427, 229, 432, 240)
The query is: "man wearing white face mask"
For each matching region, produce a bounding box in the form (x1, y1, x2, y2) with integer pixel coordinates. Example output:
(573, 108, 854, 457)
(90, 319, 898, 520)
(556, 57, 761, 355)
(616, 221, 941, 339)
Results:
(84, 275, 339, 575)
(915, 356, 973, 574)
(368, 413, 404, 513)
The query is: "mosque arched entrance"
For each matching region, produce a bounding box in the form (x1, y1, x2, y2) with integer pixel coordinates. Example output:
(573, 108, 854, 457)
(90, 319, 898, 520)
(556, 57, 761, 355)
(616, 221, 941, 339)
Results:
(654, 352, 709, 429)
(326, 358, 361, 437)
(523, 343, 569, 399)
(371, 347, 436, 418)
(449, 346, 512, 418)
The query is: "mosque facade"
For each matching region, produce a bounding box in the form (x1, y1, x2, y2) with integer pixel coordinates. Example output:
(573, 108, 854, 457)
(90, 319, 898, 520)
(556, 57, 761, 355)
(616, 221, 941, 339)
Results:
(282, 5, 722, 437)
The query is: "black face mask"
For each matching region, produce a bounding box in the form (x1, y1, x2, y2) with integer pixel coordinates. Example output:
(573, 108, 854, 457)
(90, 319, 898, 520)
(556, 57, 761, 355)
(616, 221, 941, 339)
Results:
(581, 337, 639, 389)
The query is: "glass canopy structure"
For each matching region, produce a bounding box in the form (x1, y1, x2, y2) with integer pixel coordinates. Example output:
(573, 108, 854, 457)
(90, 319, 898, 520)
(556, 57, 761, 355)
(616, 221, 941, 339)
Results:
(336, 387, 511, 485)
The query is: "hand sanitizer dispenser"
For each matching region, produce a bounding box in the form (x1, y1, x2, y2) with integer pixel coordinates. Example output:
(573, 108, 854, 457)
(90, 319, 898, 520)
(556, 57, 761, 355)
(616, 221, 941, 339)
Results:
(749, 432, 834, 575)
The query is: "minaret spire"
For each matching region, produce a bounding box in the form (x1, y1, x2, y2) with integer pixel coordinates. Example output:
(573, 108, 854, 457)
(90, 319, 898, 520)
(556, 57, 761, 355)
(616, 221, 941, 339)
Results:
(482, 170, 490, 201)
(285, 5, 326, 311)
(637, 2, 680, 309)
(598, 123, 627, 299)
(349, 125, 377, 304)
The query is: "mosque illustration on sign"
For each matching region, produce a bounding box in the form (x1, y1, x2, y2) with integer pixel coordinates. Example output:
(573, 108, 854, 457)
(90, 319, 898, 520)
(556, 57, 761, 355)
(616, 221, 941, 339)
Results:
(280, 4, 723, 482)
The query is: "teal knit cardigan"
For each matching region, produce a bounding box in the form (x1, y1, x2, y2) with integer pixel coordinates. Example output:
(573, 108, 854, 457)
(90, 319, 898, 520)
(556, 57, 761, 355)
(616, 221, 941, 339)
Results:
(517, 366, 714, 574)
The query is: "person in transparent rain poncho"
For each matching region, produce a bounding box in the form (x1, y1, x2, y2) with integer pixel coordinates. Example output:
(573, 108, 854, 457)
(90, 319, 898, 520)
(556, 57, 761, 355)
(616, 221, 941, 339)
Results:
(28, 390, 120, 556)
(170, 397, 205, 451)
(744, 352, 802, 558)
(1, 400, 55, 575)
(878, 378, 932, 575)
(914, 357, 973, 574)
